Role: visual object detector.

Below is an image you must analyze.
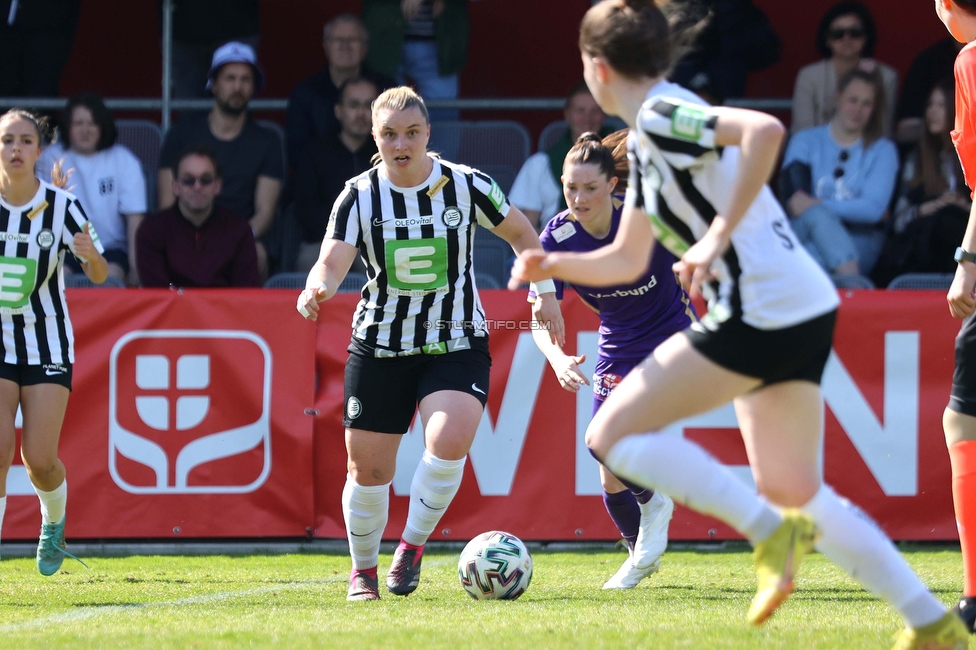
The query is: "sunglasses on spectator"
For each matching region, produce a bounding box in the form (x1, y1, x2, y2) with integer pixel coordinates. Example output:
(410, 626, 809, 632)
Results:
(833, 150, 850, 179)
(828, 27, 865, 40)
(178, 175, 215, 187)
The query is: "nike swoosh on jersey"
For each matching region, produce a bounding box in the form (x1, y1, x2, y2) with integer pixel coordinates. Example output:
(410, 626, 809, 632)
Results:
(371, 217, 397, 226)
(45, 369, 64, 376)
(471, 383, 486, 395)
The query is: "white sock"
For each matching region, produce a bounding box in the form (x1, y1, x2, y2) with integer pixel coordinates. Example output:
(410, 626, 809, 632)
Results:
(402, 451, 466, 547)
(800, 485, 945, 628)
(34, 479, 66, 525)
(341, 475, 390, 571)
(604, 434, 781, 544)
(0, 495, 6, 554)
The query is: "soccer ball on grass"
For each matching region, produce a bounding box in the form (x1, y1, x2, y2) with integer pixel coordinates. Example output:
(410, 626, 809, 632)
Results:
(457, 530, 532, 600)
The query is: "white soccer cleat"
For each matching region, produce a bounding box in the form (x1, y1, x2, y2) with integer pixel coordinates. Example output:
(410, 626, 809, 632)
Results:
(632, 491, 674, 570)
(602, 554, 660, 589)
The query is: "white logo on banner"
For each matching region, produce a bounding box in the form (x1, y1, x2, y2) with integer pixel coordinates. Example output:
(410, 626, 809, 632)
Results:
(107, 330, 273, 495)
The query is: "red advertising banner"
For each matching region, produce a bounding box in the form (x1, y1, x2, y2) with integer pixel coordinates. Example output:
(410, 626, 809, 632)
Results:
(311, 289, 962, 543)
(4, 289, 316, 541)
(2, 288, 962, 543)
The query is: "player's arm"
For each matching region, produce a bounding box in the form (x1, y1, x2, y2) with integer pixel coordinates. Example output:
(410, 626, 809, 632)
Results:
(492, 205, 565, 346)
(511, 204, 654, 289)
(74, 223, 109, 284)
(298, 238, 359, 318)
(673, 107, 785, 296)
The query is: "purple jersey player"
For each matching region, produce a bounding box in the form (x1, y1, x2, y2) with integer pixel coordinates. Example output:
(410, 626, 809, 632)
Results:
(528, 131, 695, 589)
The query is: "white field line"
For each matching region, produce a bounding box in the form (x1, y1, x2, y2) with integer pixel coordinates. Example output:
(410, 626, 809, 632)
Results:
(0, 557, 454, 632)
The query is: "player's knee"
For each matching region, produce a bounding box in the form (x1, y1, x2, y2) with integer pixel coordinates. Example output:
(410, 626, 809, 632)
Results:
(757, 474, 820, 509)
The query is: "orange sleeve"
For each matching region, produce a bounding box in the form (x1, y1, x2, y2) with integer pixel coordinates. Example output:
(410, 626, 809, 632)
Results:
(953, 43, 976, 197)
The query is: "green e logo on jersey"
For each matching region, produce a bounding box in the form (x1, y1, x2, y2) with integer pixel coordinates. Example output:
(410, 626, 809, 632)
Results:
(385, 239, 448, 292)
(0, 256, 37, 308)
(487, 181, 505, 211)
(671, 106, 708, 142)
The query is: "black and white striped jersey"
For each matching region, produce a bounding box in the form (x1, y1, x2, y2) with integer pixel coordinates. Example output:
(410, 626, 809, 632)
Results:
(326, 155, 510, 352)
(0, 180, 103, 364)
(626, 80, 839, 330)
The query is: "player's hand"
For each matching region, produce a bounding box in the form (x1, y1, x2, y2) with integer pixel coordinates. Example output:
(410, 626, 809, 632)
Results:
(72, 222, 97, 263)
(673, 222, 730, 299)
(948, 262, 976, 319)
(297, 284, 328, 321)
(532, 292, 565, 347)
(551, 353, 589, 393)
(509, 249, 556, 289)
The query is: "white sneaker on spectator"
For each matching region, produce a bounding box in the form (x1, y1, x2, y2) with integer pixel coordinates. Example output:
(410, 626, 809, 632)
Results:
(633, 491, 674, 570)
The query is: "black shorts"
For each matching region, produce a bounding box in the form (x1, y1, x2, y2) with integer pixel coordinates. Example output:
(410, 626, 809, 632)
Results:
(342, 338, 491, 433)
(950, 314, 976, 416)
(683, 309, 836, 386)
(0, 361, 72, 390)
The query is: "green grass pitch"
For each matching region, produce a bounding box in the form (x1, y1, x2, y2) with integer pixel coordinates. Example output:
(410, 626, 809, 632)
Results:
(0, 543, 967, 649)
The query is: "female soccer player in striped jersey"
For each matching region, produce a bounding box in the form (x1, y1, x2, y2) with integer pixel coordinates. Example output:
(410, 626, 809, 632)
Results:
(937, 0, 976, 638)
(296, 86, 561, 601)
(528, 131, 694, 589)
(0, 109, 107, 576)
(513, 2, 966, 647)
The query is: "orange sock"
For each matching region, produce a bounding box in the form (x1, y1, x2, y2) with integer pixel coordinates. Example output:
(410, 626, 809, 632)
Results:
(949, 440, 976, 597)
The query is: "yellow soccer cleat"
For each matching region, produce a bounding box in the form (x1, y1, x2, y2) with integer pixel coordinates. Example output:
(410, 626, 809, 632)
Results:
(747, 509, 817, 626)
(891, 612, 969, 650)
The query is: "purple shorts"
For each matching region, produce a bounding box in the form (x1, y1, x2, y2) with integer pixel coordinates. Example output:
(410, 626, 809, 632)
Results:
(591, 356, 643, 417)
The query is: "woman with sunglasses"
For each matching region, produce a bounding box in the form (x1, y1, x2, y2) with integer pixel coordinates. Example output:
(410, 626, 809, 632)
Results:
(792, 1, 898, 137)
(136, 147, 260, 288)
(781, 67, 899, 277)
(512, 1, 966, 646)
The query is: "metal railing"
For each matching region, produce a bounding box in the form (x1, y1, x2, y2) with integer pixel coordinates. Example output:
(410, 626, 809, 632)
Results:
(0, 0, 793, 127)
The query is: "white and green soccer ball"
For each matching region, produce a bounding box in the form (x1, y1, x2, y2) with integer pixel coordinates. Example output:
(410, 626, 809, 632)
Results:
(458, 530, 533, 600)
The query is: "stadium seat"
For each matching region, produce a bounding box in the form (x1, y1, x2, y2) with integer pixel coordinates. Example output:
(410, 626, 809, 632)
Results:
(264, 271, 368, 293)
(339, 272, 368, 293)
(115, 119, 163, 210)
(473, 239, 513, 287)
(64, 274, 126, 288)
(537, 117, 629, 152)
(887, 273, 954, 290)
(263, 272, 305, 289)
(476, 272, 502, 290)
(428, 121, 531, 193)
(830, 274, 875, 289)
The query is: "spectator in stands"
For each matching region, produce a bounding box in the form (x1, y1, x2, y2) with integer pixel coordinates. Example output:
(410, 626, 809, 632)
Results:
(163, 0, 260, 101)
(509, 83, 609, 231)
(157, 41, 283, 279)
(895, 37, 962, 144)
(286, 14, 394, 170)
(873, 79, 970, 286)
(0, 0, 79, 99)
(37, 93, 147, 286)
(791, 2, 898, 137)
(292, 77, 379, 274)
(362, 0, 470, 122)
(669, 0, 781, 105)
(781, 68, 899, 278)
(138, 148, 259, 288)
